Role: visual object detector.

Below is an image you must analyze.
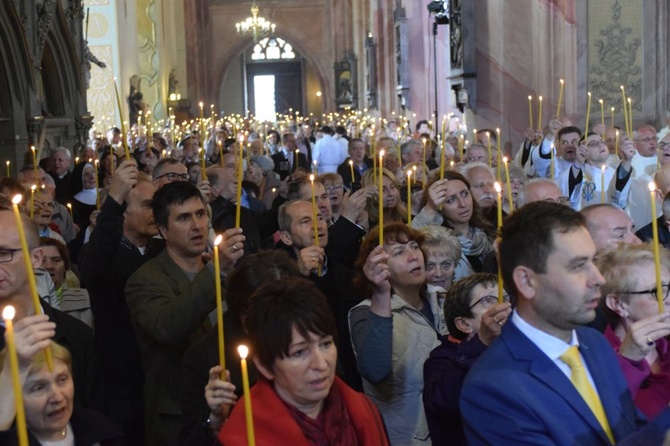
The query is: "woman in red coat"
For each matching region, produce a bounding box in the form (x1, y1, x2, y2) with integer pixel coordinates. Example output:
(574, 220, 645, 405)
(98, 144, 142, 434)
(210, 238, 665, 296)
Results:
(206, 277, 389, 445)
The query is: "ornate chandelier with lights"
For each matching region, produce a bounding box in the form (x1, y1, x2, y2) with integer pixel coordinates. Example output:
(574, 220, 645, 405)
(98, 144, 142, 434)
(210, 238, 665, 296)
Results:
(235, 3, 276, 42)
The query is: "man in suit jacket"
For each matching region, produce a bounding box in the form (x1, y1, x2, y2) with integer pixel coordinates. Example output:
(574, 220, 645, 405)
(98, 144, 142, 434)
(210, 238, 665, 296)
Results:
(460, 201, 670, 445)
(125, 182, 243, 446)
(271, 132, 309, 180)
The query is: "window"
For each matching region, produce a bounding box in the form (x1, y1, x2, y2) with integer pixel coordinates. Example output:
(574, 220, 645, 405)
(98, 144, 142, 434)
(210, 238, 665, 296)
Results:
(251, 38, 296, 61)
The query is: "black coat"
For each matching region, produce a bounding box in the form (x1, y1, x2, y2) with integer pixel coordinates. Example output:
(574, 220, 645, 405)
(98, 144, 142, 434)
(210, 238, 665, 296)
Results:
(271, 150, 309, 180)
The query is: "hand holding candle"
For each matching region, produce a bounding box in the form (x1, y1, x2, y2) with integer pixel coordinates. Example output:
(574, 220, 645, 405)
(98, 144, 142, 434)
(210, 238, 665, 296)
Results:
(407, 170, 412, 225)
(213, 235, 226, 378)
(2, 306, 29, 446)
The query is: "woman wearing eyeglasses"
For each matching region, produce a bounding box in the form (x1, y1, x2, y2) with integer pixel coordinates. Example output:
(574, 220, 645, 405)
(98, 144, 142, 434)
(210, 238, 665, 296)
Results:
(423, 273, 511, 445)
(595, 243, 670, 419)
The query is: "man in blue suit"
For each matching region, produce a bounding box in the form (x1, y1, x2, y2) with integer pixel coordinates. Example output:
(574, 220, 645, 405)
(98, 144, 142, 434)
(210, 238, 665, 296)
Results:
(460, 201, 670, 445)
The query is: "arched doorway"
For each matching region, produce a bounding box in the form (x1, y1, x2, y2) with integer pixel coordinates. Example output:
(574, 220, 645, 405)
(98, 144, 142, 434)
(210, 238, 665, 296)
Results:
(219, 36, 323, 118)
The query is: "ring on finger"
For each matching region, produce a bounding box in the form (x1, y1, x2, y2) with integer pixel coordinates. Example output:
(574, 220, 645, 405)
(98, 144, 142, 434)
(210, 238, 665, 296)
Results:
(647, 336, 654, 346)
(232, 244, 237, 252)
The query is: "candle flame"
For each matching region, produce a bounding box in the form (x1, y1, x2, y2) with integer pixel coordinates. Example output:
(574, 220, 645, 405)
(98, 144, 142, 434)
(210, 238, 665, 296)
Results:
(528, 95, 532, 100)
(538, 96, 543, 101)
(560, 79, 564, 84)
(214, 235, 223, 246)
(31, 184, 36, 191)
(199, 102, 204, 108)
(349, 160, 353, 166)
(2, 305, 15, 320)
(238, 345, 249, 359)
(379, 150, 384, 158)
(11, 194, 22, 205)
(503, 156, 509, 163)
(649, 182, 657, 192)
(309, 174, 315, 182)
(407, 170, 412, 178)
(601, 165, 606, 172)
(494, 182, 502, 194)
(599, 99, 604, 104)
(67, 203, 72, 209)
(588, 92, 591, 97)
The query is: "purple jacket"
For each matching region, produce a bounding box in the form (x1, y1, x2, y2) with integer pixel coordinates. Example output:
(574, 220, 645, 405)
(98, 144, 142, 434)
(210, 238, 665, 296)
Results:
(604, 325, 670, 419)
(423, 334, 487, 445)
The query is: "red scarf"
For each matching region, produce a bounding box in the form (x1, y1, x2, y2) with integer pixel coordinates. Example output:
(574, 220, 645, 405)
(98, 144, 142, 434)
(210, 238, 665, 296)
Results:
(282, 382, 359, 446)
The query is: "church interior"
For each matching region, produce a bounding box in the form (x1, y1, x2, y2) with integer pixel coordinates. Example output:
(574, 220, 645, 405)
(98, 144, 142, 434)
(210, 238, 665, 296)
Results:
(3, 0, 667, 165)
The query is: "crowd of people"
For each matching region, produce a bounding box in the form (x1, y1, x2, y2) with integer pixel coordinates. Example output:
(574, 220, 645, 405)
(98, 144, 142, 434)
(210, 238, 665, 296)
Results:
(2, 112, 670, 445)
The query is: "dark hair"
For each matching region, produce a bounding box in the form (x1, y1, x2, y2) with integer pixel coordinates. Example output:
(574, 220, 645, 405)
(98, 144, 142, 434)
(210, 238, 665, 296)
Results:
(245, 277, 337, 371)
(226, 250, 300, 323)
(557, 126, 582, 142)
(152, 157, 182, 178)
(151, 181, 205, 228)
(353, 222, 426, 297)
(500, 201, 585, 298)
(444, 273, 497, 340)
(421, 170, 494, 237)
(223, 138, 237, 150)
(287, 176, 322, 201)
(415, 120, 429, 132)
(40, 237, 71, 271)
(320, 126, 334, 136)
(335, 125, 347, 137)
(267, 129, 280, 142)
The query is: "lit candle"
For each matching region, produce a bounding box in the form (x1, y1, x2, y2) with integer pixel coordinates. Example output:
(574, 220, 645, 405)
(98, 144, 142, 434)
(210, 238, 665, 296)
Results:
(312, 160, 318, 175)
(378, 150, 385, 246)
(611, 106, 615, 127)
(200, 148, 207, 180)
(2, 306, 29, 446)
(11, 194, 53, 370)
(620, 86, 629, 137)
(66, 203, 73, 219)
(439, 136, 446, 180)
(486, 132, 492, 167)
(537, 96, 543, 132)
(649, 182, 664, 313)
(601, 165, 606, 203)
(412, 165, 417, 185)
(237, 345, 256, 446)
(628, 97, 633, 136)
(31, 146, 37, 184)
(503, 157, 513, 212)
(422, 138, 428, 173)
(599, 99, 605, 126)
(213, 235, 226, 378)
(348, 160, 355, 186)
(94, 160, 100, 210)
(309, 174, 319, 247)
(199, 102, 204, 146)
(556, 79, 564, 118)
(293, 149, 299, 173)
(528, 96, 533, 129)
(5, 160, 9, 178)
(235, 145, 243, 228)
(585, 92, 592, 135)
(615, 130, 620, 159)
(496, 128, 502, 181)
(407, 170, 412, 225)
(112, 77, 131, 160)
(29, 185, 36, 219)
(494, 182, 504, 304)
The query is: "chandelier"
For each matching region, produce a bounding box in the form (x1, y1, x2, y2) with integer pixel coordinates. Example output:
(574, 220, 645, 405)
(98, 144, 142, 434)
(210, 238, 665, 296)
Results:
(236, 3, 276, 42)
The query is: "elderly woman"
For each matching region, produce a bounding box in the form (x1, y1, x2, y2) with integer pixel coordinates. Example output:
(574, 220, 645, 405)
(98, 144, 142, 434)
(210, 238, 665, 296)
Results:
(502, 162, 527, 214)
(412, 171, 494, 280)
(362, 168, 408, 229)
(212, 278, 388, 445)
(39, 237, 94, 328)
(245, 155, 279, 209)
(595, 243, 670, 419)
(419, 225, 462, 292)
(349, 222, 448, 445)
(0, 329, 124, 445)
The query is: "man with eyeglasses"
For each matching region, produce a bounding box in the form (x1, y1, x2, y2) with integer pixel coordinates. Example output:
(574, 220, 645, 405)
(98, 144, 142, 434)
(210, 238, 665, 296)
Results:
(595, 244, 670, 419)
(557, 133, 615, 210)
(423, 273, 511, 445)
(152, 158, 189, 188)
(0, 197, 100, 410)
(461, 201, 670, 445)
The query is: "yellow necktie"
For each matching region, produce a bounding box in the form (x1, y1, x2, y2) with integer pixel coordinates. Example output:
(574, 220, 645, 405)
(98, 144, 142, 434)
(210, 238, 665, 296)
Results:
(560, 346, 614, 444)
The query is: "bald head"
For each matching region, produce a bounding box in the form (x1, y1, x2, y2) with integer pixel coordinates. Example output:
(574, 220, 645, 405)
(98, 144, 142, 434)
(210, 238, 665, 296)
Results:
(517, 179, 563, 207)
(581, 204, 641, 250)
